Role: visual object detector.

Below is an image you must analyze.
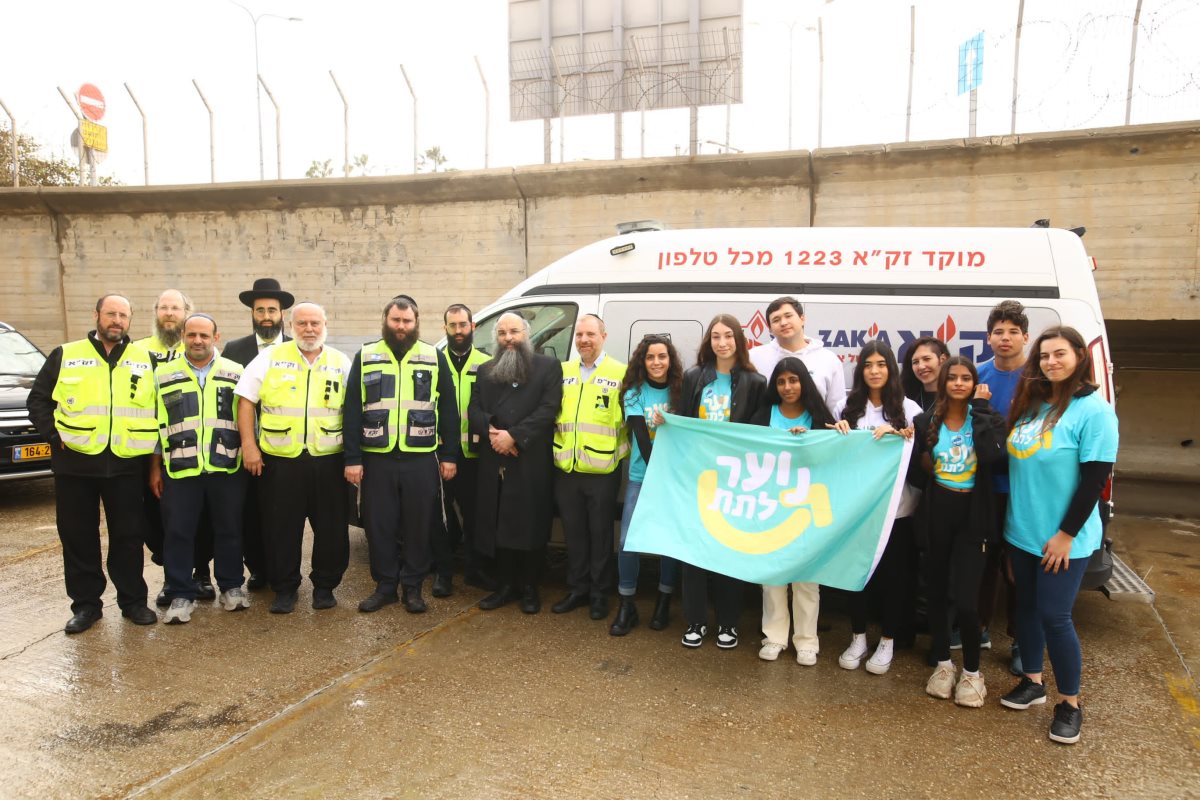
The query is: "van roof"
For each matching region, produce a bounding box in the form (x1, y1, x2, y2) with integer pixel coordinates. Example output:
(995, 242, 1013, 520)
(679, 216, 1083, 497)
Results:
(509, 227, 1090, 300)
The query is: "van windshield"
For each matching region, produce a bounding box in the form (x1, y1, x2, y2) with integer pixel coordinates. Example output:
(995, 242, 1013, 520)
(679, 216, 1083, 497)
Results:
(473, 303, 578, 362)
(0, 330, 46, 377)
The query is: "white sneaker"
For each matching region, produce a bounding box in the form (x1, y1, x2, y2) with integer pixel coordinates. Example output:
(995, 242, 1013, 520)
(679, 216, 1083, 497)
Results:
(163, 597, 196, 625)
(865, 639, 894, 675)
(926, 663, 956, 699)
(219, 587, 250, 611)
(795, 648, 818, 666)
(954, 671, 988, 708)
(838, 633, 868, 670)
(758, 642, 786, 661)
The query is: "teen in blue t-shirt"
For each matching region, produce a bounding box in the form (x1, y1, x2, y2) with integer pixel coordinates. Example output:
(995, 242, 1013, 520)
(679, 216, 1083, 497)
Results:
(613, 334, 682, 637)
(999, 327, 1118, 747)
(749, 357, 849, 666)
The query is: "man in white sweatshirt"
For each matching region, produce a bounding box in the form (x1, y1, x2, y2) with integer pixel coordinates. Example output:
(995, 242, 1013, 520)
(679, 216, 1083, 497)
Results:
(748, 296, 847, 415)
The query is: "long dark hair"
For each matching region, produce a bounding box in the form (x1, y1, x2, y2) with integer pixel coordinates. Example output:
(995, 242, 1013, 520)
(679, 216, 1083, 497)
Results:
(1008, 326, 1095, 432)
(621, 334, 683, 414)
(926, 356, 978, 449)
(901, 336, 950, 402)
(764, 357, 836, 428)
(697, 313, 756, 373)
(842, 341, 909, 429)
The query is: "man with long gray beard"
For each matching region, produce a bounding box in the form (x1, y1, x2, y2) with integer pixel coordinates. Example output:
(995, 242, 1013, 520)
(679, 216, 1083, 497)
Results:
(469, 312, 563, 613)
(234, 302, 351, 614)
(344, 296, 459, 614)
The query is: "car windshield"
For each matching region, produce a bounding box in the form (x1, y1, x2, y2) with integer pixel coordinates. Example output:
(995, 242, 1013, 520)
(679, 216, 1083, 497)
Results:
(0, 330, 46, 377)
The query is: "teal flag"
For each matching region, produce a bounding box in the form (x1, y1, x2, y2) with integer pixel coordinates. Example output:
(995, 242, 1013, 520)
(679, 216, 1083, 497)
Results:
(626, 414, 913, 591)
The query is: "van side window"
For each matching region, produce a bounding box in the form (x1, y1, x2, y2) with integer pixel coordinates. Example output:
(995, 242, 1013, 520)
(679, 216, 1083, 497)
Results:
(473, 303, 579, 361)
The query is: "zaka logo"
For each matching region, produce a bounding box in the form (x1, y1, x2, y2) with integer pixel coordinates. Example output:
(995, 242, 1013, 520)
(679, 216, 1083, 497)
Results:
(819, 314, 994, 363)
(696, 451, 833, 554)
(742, 310, 769, 348)
(936, 315, 957, 343)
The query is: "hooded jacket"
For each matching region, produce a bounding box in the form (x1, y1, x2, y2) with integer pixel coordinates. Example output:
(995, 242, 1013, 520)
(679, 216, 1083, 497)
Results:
(749, 336, 846, 415)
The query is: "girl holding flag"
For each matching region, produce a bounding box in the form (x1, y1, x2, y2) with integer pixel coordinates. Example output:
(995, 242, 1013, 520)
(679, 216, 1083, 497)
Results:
(910, 357, 1007, 707)
(750, 357, 849, 665)
(833, 341, 921, 675)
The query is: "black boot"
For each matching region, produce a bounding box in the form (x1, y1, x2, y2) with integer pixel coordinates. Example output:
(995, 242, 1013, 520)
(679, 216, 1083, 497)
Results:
(609, 596, 639, 636)
(649, 591, 672, 631)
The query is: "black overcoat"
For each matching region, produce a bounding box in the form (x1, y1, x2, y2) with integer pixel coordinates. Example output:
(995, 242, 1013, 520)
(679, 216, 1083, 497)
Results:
(468, 353, 563, 553)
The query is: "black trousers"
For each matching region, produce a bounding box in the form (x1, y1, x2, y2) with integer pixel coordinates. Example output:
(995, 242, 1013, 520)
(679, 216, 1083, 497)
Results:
(260, 453, 349, 594)
(925, 485, 987, 672)
(554, 470, 620, 597)
(496, 546, 543, 589)
(240, 476, 268, 577)
(143, 458, 216, 576)
(55, 472, 148, 614)
(362, 452, 439, 592)
(432, 458, 482, 577)
(682, 564, 743, 628)
(978, 492, 1016, 636)
(161, 471, 246, 599)
(850, 516, 918, 640)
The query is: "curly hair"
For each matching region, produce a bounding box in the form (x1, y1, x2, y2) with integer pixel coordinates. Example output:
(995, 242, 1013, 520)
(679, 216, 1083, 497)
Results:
(926, 356, 979, 449)
(621, 334, 683, 414)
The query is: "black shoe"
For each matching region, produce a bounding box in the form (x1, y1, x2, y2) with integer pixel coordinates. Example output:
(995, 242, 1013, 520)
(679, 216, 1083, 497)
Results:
(589, 595, 609, 620)
(1049, 701, 1083, 744)
(358, 590, 399, 613)
(64, 608, 102, 634)
(552, 592, 589, 614)
(402, 585, 427, 614)
(193, 571, 216, 601)
(312, 588, 337, 610)
(519, 585, 541, 614)
(1000, 676, 1048, 710)
(609, 597, 639, 636)
(247, 572, 267, 591)
(464, 571, 498, 592)
(432, 574, 453, 598)
(478, 585, 516, 611)
(270, 591, 298, 614)
(155, 588, 170, 608)
(648, 591, 672, 631)
(122, 605, 158, 625)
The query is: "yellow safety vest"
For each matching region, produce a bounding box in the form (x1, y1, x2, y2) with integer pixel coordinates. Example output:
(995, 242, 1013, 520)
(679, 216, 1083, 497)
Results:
(359, 339, 441, 454)
(133, 335, 182, 365)
(154, 356, 244, 478)
(257, 341, 349, 457)
(446, 347, 490, 459)
(51, 338, 158, 457)
(553, 356, 629, 474)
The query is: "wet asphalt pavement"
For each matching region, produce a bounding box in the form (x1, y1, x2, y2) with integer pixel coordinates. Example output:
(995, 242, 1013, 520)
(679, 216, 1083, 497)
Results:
(1, 477, 1198, 799)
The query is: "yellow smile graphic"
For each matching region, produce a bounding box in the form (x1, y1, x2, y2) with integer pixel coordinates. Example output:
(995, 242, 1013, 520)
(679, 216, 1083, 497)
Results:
(1008, 429, 1053, 460)
(697, 470, 832, 555)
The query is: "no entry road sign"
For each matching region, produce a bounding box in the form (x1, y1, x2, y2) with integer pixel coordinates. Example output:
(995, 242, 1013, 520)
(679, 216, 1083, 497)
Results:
(77, 83, 106, 122)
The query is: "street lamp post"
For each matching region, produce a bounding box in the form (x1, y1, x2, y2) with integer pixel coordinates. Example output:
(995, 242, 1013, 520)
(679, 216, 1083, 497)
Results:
(230, 1, 300, 181)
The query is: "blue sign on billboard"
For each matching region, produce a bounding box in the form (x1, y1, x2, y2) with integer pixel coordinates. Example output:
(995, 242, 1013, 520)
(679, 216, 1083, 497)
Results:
(958, 32, 984, 95)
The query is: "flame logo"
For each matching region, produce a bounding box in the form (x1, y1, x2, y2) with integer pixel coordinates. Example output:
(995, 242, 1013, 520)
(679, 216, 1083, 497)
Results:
(867, 322, 879, 338)
(936, 315, 957, 342)
(744, 311, 768, 347)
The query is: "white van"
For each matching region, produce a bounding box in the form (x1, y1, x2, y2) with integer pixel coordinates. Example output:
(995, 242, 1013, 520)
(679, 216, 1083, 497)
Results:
(467, 223, 1117, 586)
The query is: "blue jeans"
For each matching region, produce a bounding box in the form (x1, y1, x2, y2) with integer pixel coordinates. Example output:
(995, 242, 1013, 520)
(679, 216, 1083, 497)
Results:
(1009, 547, 1089, 695)
(616, 481, 678, 597)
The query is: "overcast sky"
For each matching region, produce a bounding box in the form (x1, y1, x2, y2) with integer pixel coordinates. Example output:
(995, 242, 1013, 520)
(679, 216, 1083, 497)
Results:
(2, 0, 1196, 186)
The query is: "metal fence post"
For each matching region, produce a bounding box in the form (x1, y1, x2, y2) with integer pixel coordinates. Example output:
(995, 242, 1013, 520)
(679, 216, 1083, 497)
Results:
(258, 74, 283, 179)
(192, 79, 216, 183)
(474, 56, 489, 169)
(0, 98, 17, 186)
(329, 71, 350, 177)
(400, 64, 417, 173)
(124, 83, 149, 185)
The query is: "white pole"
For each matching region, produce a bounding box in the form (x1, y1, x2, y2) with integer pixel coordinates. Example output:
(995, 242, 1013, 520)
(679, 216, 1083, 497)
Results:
(400, 64, 417, 173)
(474, 56, 490, 169)
(0, 98, 17, 187)
(124, 83, 149, 185)
(329, 71, 350, 177)
(817, 17, 825, 149)
(56, 86, 84, 185)
(1124, 0, 1144, 125)
(192, 79, 215, 183)
(1011, 0, 1025, 134)
(258, 74, 282, 179)
(905, 6, 915, 142)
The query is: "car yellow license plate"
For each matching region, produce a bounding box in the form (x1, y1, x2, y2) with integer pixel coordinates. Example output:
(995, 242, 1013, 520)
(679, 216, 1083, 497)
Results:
(13, 444, 51, 461)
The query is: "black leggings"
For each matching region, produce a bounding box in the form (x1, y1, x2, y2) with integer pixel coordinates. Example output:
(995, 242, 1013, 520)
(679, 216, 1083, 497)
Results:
(850, 516, 917, 639)
(925, 485, 987, 672)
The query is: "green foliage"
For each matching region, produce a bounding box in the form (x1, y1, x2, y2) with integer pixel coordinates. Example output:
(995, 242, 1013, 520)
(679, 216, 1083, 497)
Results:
(0, 125, 119, 186)
(417, 146, 449, 173)
(305, 158, 333, 178)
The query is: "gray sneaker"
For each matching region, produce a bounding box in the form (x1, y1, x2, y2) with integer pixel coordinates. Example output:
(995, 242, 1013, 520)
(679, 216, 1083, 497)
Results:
(163, 597, 196, 624)
(219, 587, 250, 612)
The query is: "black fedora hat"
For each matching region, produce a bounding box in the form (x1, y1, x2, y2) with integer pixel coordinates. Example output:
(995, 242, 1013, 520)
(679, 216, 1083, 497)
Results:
(239, 278, 295, 309)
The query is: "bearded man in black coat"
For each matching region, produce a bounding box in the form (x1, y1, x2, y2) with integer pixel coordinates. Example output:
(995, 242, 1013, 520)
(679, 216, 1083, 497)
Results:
(468, 312, 563, 614)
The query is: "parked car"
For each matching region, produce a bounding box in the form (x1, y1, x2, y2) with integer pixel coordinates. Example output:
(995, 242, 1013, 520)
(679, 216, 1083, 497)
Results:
(0, 322, 52, 482)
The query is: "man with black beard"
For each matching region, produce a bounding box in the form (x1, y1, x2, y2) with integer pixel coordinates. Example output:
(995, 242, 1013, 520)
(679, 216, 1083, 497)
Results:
(220, 278, 294, 590)
(470, 312, 563, 613)
(344, 296, 460, 614)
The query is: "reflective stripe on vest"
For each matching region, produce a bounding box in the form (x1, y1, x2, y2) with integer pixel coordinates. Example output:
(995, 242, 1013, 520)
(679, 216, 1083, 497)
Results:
(552, 357, 628, 474)
(154, 356, 246, 478)
(359, 339, 441, 454)
(447, 347, 490, 459)
(52, 339, 157, 457)
(257, 341, 349, 458)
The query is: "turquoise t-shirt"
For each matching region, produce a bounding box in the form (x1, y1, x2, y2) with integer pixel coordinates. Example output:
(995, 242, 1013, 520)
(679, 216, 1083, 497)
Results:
(624, 383, 671, 484)
(769, 405, 812, 432)
(698, 372, 732, 422)
(932, 416, 977, 490)
(1005, 392, 1119, 559)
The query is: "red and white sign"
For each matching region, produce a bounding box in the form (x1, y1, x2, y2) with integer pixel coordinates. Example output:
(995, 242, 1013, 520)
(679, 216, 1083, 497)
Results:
(77, 83, 106, 122)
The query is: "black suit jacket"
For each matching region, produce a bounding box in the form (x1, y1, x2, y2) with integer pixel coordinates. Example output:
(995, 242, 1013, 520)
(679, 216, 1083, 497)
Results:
(221, 333, 292, 368)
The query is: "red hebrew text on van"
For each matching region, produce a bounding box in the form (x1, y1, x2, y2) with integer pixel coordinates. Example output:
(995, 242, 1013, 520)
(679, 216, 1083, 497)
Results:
(657, 248, 986, 270)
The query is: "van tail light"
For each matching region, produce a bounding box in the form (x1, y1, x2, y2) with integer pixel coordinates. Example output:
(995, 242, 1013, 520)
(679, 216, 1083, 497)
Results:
(1101, 475, 1113, 503)
(1088, 336, 1114, 404)
(1090, 257, 1098, 271)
